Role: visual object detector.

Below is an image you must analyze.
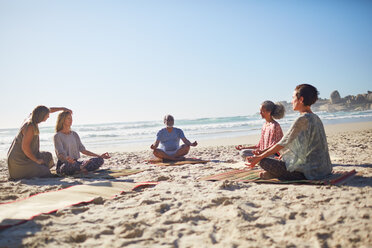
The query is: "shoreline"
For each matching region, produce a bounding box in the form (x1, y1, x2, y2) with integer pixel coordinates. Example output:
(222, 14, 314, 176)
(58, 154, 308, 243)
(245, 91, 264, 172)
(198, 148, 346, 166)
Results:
(80, 120, 372, 154)
(1, 121, 371, 158)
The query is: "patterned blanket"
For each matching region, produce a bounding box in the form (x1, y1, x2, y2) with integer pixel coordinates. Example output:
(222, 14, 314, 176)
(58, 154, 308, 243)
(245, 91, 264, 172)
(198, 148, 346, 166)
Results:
(200, 168, 357, 185)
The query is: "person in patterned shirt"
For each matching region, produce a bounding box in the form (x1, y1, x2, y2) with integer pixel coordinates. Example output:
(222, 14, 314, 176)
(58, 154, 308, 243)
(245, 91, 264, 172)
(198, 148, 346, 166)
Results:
(236, 101, 285, 161)
(246, 84, 332, 180)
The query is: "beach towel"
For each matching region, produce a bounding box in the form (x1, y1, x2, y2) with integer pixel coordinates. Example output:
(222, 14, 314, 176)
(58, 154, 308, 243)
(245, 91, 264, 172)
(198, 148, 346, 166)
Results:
(200, 168, 357, 185)
(146, 158, 209, 166)
(0, 181, 158, 229)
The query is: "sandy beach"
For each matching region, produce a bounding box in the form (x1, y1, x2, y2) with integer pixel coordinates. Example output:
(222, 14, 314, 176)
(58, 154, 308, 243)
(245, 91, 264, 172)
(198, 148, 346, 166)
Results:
(0, 121, 371, 247)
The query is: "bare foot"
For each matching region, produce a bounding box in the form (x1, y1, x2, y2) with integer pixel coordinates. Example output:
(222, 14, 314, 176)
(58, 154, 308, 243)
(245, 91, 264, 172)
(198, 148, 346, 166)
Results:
(259, 171, 275, 179)
(245, 163, 255, 169)
(79, 164, 89, 174)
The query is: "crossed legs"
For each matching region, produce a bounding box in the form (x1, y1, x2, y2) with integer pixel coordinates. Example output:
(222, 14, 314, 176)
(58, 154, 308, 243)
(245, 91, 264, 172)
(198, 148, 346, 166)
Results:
(258, 157, 306, 180)
(153, 145, 190, 161)
(56, 157, 104, 175)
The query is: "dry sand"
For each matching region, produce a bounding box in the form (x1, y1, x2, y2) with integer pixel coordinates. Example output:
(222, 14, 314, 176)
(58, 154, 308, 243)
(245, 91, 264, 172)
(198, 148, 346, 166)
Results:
(0, 122, 371, 247)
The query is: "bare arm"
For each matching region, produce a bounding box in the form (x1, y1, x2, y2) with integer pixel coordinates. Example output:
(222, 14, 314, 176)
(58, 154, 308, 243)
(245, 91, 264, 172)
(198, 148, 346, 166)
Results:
(246, 143, 284, 166)
(181, 137, 197, 147)
(151, 140, 160, 150)
(49, 107, 72, 113)
(21, 125, 43, 164)
(252, 146, 270, 155)
(81, 150, 110, 159)
(57, 154, 76, 164)
(235, 144, 258, 150)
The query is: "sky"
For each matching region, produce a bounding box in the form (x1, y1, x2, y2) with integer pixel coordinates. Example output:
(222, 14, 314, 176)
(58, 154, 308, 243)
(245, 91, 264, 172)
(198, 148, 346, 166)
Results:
(0, 0, 371, 129)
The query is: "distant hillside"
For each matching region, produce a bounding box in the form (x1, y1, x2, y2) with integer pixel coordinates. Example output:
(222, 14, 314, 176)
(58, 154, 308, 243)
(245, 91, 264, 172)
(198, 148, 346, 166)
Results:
(278, 90, 372, 114)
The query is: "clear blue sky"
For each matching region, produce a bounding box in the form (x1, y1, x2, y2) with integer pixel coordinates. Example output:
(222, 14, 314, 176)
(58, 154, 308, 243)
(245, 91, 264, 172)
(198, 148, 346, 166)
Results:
(0, 0, 371, 128)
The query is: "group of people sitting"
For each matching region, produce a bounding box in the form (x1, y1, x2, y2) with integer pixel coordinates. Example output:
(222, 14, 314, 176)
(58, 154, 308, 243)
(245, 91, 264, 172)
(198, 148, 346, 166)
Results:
(7, 107, 111, 180)
(237, 84, 332, 180)
(7, 84, 332, 181)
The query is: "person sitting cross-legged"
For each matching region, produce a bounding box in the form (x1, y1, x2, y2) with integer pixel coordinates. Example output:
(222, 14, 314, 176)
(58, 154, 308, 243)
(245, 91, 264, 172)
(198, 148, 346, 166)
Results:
(53, 111, 110, 176)
(236, 100, 284, 161)
(150, 115, 197, 161)
(246, 84, 333, 180)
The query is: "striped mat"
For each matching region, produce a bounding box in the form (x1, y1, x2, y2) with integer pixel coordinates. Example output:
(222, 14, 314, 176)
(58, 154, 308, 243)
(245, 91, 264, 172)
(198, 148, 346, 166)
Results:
(200, 168, 357, 185)
(49, 169, 144, 178)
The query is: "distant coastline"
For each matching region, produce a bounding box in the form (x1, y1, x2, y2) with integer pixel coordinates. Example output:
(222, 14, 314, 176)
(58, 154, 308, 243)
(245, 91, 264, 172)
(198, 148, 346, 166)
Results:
(278, 90, 372, 114)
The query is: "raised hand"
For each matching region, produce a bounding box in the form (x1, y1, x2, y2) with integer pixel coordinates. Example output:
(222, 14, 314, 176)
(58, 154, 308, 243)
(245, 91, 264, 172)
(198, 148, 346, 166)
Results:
(36, 159, 45, 165)
(245, 156, 261, 168)
(100, 152, 111, 159)
(63, 108, 73, 114)
(66, 156, 76, 164)
(252, 149, 263, 155)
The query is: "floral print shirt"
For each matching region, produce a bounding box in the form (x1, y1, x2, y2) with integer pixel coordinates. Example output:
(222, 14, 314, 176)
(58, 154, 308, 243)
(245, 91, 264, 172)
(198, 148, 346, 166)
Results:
(256, 120, 283, 150)
(278, 113, 332, 179)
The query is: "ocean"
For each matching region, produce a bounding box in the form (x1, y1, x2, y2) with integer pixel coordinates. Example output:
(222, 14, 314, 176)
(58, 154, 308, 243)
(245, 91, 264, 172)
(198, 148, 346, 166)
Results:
(1, 110, 372, 157)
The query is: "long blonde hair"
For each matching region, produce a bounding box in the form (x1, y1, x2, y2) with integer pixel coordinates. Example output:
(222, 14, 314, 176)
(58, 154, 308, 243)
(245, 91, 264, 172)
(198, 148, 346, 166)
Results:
(56, 111, 71, 132)
(27, 105, 50, 135)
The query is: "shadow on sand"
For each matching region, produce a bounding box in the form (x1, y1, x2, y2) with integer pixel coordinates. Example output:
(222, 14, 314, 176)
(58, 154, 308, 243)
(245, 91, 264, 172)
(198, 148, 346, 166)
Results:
(0, 219, 43, 247)
(333, 163, 372, 187)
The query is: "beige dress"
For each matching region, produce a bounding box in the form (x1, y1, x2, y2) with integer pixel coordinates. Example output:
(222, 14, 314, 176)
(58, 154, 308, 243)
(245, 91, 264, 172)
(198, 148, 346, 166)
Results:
(7, 123, 54, 180)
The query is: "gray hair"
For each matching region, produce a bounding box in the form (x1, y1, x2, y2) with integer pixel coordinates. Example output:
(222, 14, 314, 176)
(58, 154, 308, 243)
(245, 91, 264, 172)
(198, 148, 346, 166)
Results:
(163, 114, 174, 127)
(261, 101, 285, 119)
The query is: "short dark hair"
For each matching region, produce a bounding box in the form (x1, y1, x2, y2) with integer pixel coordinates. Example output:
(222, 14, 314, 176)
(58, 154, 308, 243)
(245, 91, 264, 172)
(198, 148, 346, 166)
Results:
(295, 84, 319, 106)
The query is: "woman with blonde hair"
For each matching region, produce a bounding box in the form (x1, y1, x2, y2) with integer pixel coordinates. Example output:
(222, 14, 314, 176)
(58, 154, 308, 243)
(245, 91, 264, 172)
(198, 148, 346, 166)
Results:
(53, 111, 110, 175)
(7, 105, 71, 180)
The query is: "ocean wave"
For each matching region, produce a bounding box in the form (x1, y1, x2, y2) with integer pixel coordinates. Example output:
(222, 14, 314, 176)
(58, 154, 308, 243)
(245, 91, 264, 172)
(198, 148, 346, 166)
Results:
(1, 111, 372, 156)
(74, 120, 265, 138)
(74, 122, 163, 132)
(176, 115, 258, 126)
(82, 134, 120, 138)
(0, 137, 15, 144)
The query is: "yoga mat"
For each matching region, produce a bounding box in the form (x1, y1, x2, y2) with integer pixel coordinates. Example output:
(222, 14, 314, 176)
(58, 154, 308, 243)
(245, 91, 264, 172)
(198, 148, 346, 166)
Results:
(0, 181, 158, 229)
(200, 168, 357, 185)
(146, 158, 209, 166)
(71, 169, 144, 178)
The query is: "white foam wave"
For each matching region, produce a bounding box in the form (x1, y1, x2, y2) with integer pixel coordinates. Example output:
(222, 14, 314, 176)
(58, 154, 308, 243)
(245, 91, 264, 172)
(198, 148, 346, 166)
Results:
(1, 111, 372, 156)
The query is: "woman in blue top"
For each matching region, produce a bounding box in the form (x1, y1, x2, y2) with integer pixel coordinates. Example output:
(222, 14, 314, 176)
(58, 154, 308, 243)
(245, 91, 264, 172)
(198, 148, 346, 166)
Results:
(247, 84, 332, 180)
(151, 115, 197, 161)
